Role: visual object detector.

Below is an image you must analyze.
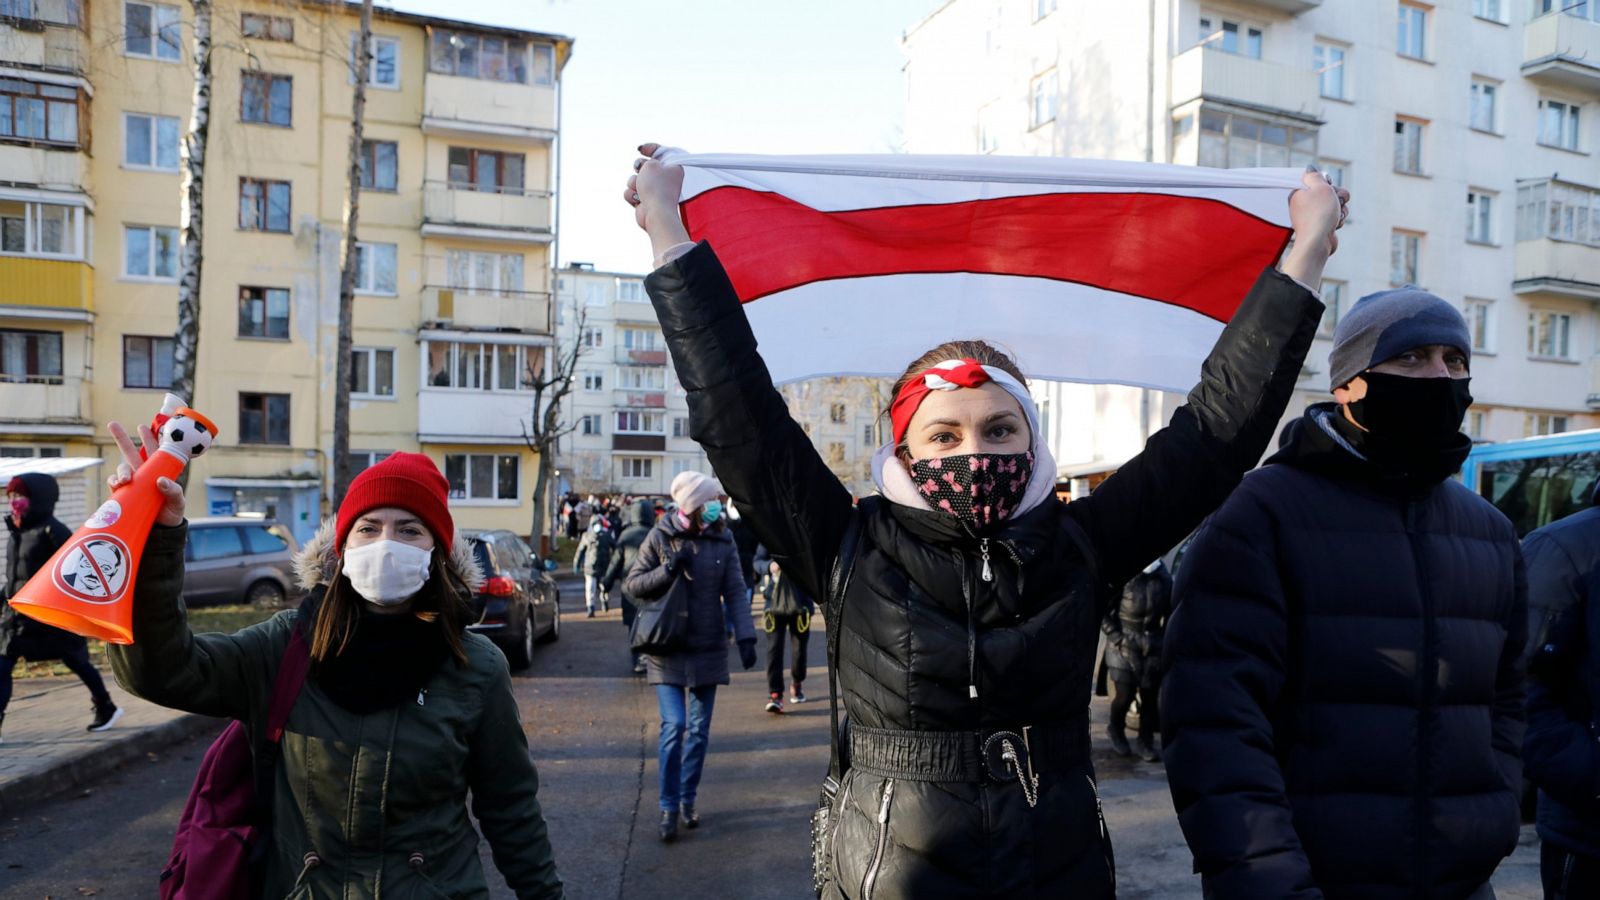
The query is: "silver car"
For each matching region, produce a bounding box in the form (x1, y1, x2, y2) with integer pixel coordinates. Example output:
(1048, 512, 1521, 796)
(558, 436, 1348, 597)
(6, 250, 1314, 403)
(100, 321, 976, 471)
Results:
(182, 517, 300, 607)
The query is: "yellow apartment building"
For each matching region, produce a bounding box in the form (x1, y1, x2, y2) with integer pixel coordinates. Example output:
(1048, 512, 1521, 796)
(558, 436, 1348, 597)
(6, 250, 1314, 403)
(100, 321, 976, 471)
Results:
(0, 0, 570, 545)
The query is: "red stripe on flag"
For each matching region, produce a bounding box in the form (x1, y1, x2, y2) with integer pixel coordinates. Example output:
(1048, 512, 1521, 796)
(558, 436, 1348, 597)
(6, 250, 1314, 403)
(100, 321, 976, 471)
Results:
(680, 186, 1291, 322)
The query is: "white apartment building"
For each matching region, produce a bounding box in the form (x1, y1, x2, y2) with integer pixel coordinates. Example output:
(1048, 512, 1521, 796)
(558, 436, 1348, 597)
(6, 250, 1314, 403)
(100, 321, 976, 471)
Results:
(553, 264, 710, 496)
(778, 376, 893, 497)
(903, 0, 1600, 486)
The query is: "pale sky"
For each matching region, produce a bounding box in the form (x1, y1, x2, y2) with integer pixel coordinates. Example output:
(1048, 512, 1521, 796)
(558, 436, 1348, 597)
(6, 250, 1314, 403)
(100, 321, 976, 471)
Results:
(389, 0, 940, 274)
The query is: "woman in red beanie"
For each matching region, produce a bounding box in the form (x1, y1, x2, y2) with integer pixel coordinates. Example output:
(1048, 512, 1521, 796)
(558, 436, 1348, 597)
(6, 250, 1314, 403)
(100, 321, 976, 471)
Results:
(103, 428, 563, 900)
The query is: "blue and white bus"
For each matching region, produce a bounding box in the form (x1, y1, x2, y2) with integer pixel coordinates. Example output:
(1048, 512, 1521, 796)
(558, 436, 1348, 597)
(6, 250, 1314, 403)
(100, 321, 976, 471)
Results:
(1461, 429, 1600, 538)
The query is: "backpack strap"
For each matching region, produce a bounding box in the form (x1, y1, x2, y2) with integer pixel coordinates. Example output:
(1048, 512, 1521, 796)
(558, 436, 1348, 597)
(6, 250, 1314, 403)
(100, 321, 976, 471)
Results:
(824, 502, 869, 784)
(265, 625, 311, 743)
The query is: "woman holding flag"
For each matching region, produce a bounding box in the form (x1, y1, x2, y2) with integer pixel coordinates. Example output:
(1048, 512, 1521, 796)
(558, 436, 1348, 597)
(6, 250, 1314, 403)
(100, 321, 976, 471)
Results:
(625, 145, 1345, 897)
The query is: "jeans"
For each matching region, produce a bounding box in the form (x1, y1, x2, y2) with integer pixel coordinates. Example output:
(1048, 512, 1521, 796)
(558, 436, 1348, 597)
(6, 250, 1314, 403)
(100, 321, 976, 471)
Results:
(766, 613, 810, 696)
(0, 644, 113, 714)
(583, 575, 606, 612)
(1542, 842, 1600, 900)
(656, 684, 717, 812)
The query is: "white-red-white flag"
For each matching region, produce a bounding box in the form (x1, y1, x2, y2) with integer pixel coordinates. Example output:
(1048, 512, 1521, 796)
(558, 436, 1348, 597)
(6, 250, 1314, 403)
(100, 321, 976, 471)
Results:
(665, 151, 1303, 393)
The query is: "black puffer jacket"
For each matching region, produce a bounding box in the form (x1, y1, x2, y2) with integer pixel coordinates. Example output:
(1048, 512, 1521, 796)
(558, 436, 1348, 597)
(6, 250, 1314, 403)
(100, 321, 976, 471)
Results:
(624, 511, 755, 688)
(644, 241, 1320, 897)
(1102, 562, 1172, 684)
(602, 500, 656, 604)
(2, 472, 82, 659)
(1521, 496, 1600, 861)
(1162, 406, 1527, 900)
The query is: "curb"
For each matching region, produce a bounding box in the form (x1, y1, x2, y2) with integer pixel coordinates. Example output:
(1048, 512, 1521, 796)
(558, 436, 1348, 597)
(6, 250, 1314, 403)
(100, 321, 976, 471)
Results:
(0, 712, 222, 818)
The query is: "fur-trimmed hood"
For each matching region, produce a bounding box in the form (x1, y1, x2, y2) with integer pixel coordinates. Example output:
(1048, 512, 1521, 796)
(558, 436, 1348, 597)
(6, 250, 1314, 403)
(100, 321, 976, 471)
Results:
(293, 518, 485, 593)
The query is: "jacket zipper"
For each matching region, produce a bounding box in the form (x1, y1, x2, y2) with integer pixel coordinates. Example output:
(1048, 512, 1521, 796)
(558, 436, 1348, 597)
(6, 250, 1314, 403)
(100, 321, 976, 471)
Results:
(955, 551, 978, 699)
(861, 778, 896, 900)
(1087, 775, 1116, 891)
(1404, 500, 1435, 891)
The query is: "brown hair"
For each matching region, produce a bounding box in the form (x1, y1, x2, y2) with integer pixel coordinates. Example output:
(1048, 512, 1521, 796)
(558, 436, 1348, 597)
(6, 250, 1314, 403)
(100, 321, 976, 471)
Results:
(887, 340, 1029, 444)
(309, 547, 475, 665)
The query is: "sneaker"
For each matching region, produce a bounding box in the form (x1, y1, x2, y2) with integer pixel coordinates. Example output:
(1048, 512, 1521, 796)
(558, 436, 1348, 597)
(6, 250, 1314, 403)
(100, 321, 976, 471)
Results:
(586, 609, 596, 618)
(1108, 727, 1133, 758)
(658, 809, 678, 843)
(680, 803, 699, 829)
(765, 693, 784, 714)
(789, 684, 807, 704)
(88, 701, 123, 733)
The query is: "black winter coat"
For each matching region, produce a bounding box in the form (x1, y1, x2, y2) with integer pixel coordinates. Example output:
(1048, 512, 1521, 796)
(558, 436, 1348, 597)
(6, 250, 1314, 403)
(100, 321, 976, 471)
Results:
(1102, 562, 1172, 684)
(602, 499, 657, 605)
(1162, 406, 1527, 900)
(2, 472, 86, 659)
(1522, 500, 1600, 860)
(644, 241, 1321, 898)
(623, 511, 756, 688)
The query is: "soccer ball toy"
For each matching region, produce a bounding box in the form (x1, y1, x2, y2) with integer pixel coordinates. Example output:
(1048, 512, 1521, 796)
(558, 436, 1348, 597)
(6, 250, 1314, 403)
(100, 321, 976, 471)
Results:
(160, 411, 215, 461)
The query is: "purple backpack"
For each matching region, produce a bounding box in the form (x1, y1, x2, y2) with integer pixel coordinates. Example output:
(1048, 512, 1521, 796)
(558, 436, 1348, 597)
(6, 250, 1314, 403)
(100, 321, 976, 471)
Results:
(160, 628, 310, 900)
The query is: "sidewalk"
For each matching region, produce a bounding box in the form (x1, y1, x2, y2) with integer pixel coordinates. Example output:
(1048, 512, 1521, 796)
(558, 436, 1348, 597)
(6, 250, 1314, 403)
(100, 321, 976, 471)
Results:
(0, 674, 215, 817)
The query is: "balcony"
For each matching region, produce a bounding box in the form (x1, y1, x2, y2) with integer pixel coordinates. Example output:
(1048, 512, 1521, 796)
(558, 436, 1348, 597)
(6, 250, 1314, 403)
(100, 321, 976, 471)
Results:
(422, 75, 556, 142)
(0, 257, 92, 320)
(1236, 0, 1320, 11)
(0, 375, 91, 435)
(613, 389, 666, 409)
(1524, 13, 1600, 93)
(0, 145, 90, 191)
(422, 182, 553, 244)
(0, 1, 89, 74)
(1513, 239, 1600, 301)
(614, 347, 667, 366)
(1170, 46, 1320, 120)
(423, 286, 550, 334)
(418, 388, 539, 443)
(613, 434, 665, 452)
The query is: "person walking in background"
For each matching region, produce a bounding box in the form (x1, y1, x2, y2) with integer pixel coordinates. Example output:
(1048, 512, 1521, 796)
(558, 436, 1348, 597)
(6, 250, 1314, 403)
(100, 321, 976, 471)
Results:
(755, 543, 814, 714)
(1, 473, 122, 739)
(563, 493, 580, 542)
(1521, 487, 1600, 899)
(604, 498, 658, 675)
(1162, 288, 1525, 899)
(1102, 558, 1171, 762)
(573, 519, 615, 617)
(625, 471, 757, 844)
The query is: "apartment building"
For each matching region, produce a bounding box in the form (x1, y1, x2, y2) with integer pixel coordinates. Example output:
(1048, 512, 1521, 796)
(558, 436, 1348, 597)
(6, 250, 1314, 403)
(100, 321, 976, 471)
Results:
(553, 263, 710, 497)
(777, 376, 891, 498)
(0, 0, 570, 543)
(903, 0, 1600, 485)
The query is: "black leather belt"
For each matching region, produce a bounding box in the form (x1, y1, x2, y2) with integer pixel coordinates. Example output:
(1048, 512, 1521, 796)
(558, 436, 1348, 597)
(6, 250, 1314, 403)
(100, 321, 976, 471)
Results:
(848, 721, 1088, 784)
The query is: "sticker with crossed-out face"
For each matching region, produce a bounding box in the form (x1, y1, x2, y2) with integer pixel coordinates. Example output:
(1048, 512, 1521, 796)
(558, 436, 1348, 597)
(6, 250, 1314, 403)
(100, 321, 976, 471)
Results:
(53, 535, 132, 604)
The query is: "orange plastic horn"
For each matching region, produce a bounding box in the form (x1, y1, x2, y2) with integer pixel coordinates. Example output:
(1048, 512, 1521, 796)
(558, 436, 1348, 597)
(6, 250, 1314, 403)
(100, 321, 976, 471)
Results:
(10, 406, 218, 645)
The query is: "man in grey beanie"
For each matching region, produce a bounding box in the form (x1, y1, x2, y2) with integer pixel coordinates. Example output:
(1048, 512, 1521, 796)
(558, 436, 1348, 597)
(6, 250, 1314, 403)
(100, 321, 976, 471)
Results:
(1162, 286, 1526, 899)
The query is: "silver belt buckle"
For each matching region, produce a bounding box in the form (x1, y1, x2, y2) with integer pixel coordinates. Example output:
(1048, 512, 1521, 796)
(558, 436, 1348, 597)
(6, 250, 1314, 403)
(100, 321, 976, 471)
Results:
(981, 730, 1025, 782)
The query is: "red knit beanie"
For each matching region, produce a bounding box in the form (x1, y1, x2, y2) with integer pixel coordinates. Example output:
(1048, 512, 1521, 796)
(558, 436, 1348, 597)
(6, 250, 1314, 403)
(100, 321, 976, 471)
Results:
(334, 452, 454, 553)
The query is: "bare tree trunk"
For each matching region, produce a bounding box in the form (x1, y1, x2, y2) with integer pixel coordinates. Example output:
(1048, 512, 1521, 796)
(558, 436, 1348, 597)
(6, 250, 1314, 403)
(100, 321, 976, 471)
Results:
(331, 0, 374, 508)
(171, 0, 212, 409)
(523, 304, 587, 547)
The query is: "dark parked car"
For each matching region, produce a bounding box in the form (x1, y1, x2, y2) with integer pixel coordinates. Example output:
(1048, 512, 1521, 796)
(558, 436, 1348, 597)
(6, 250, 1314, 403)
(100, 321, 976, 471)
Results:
(182, 517, 299, 607)
(464, 529, 560, 670)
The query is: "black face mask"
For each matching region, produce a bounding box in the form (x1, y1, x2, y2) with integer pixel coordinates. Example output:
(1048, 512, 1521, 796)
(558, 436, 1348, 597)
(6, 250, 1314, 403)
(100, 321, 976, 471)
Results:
(1343, 373, 1472, 485)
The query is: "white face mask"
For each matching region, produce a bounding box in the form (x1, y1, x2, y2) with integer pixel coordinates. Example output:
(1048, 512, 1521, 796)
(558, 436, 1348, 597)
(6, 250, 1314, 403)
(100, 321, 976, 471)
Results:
(342, 539, 432, 607)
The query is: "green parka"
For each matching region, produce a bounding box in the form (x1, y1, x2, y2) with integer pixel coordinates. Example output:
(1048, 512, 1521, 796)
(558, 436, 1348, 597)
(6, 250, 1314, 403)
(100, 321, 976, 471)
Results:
(108, 521, 563, 899)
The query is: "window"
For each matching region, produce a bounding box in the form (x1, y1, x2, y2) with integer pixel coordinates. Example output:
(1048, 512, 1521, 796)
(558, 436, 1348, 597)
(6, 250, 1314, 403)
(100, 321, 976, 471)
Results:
(1467, 410, 1485, 439)
(0, 329, 62, 383)
(1536, 0, 1600, 22)
(581, 327, 605, 349)
(424, 340, 541, 391)
(1316, 280, 1345, 339)
(125, 1, 181, 61)
(1033, 0, 1056, 21)
(124, 225, 178, 279)
(1196, 109, 1317, 169)
(350, 34, 400, 88)
(671, 458, 693, 478)
(1529, 310, 1573, 360)
(239, 178, 290, 232)
(1397, 2, 1428, 60)
(1394, 117, 1425, 174)
(351, 347, 394, 397)
(619, 457, 653, 480)
(863, 423, 876, 445)
(1390, 230, 1422, 285)
(445, 249, 524, 296)
(1466, 298, 1495, 353)
(1526, 413, 1571, 438)
(190, 526, 244, 561)
(350, 451, 392, 478)
(358, 139, 397, 191)
(1470, 79, 1498, 133)
(618, 366, 665, 389)
(672, 416, 689, 438)
(1472, 0, 1503, 22)
(429, 30, 545, 84)
(579, 414, 602, 435)
(354, 242, 397, 294)
(829, 403, 847, 424)
(123, 335, 174, 389)
(978, 102, 1001, 154)
(0, 200, 84, 258)
(620, 328, 659, 351)
(0, 446, 65, 458)
(1029, 70, 1057, 129)
(615, 411, 665, 434)
(1538, 99, 1581, 151)
(582, 370, 603, 391)
(238, 286, 289, 339)
(238, 392, 290, 444)
(616, 279, 645, 303)
(125, 112, 180, 169)
(1318, 159, 1348, 190)
(1517, 180, 1600, 247)
(1199, 15, 1263, 58)
(240, 72, 291, 126)
(1314, 41, 1347, 99)
(0, 79, 82, 145)
(1467, 190, 1496, 244)
(446, 147, 525, 194)
(445, 453, 519, 501)
(240, 12, 292, 41)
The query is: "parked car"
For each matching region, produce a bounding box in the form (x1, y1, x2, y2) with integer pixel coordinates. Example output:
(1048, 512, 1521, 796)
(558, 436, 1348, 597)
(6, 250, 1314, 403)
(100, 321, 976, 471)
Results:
(182, 517, 299, 607)
(464, 529, 561, 670)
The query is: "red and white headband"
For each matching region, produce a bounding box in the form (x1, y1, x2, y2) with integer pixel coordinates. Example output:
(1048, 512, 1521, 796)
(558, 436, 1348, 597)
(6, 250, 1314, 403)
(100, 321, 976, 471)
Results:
(889, 358, 1038, 445)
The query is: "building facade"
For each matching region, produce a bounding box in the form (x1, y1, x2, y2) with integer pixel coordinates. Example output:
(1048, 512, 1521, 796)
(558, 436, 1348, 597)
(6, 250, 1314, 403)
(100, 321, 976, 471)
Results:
(903, 0, 1600, 483)
(777, 376, 891, 498)
(0, 0, 570, 543)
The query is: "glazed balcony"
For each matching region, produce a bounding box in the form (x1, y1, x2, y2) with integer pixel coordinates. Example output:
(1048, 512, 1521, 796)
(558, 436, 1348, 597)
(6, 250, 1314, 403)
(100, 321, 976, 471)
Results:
(0, 1, 89, 74)
(0, 257, 92, 319)
(1523, 12, 1600, 93)
(422, 286, 550, 334)
(421, 181, 553, 244)
(1235, 0, 1320, 12)
(1170, 46, 1320, 119)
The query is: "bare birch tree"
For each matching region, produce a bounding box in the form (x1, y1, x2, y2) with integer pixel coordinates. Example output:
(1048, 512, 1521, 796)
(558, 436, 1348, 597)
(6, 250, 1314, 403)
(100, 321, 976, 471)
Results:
(330, 0, 374, 507)
(522, 303, 588, 548)
(170, 0, 212, 412)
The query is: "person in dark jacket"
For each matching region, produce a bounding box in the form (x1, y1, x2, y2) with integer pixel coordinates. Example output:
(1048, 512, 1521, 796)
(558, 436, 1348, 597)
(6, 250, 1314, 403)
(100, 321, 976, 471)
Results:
(1, 473, 121, 738)
(755, 542, 814, 713)
(1522, 487, 1600, 899)
(573, 519, 615, 617)
(624, 470, 757, 843)
(1161, 288, 1526, 900)
(604, 497, 658, 674)
(625, 144, 1344, 896)
(1102, 559, 1171, 762)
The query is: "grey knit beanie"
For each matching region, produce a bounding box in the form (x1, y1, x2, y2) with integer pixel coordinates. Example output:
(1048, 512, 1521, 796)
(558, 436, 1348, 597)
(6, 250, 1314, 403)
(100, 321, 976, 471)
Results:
(1327, 286, 1471, 389)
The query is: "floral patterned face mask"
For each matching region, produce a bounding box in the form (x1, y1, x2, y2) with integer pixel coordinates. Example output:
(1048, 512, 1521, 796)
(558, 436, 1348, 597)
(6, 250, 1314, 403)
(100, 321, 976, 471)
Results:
(909, 451, 1034, 531)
